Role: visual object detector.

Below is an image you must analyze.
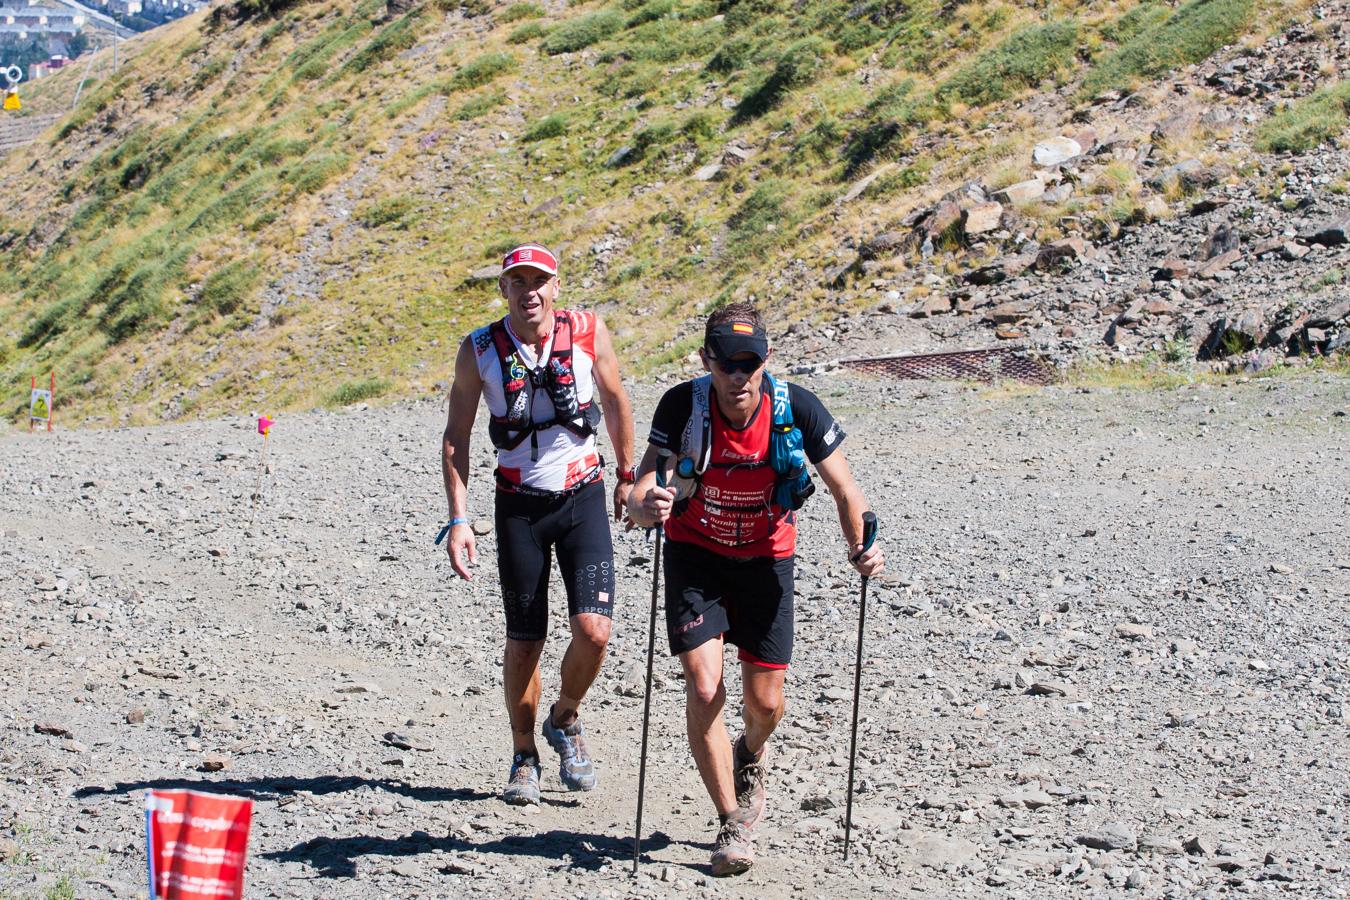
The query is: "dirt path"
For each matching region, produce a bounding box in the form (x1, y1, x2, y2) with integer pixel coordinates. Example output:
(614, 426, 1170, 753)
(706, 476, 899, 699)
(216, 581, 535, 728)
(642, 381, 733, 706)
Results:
(2, 371, 1347, 898)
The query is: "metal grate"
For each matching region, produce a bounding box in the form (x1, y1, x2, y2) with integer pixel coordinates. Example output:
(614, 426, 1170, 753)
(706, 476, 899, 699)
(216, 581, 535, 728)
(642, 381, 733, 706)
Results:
(839, 346, 1055, 385)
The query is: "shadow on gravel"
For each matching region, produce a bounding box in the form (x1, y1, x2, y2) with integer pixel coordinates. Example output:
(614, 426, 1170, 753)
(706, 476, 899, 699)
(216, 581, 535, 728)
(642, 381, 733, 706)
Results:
(73, 775, 494, 805)
(263, 828, 675, 878)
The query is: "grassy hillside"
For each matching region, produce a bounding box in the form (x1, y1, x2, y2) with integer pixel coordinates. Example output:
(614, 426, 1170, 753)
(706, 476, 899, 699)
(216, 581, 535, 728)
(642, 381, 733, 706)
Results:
(0, 0, 1304, 425)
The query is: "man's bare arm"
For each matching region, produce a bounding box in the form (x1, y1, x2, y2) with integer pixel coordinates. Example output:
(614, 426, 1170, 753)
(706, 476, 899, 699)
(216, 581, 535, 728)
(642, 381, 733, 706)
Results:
(591, 316, 636, 521)
(442, 337, 483, 579)
(814, 448, 884, 577)
(591, 316, 634, 474)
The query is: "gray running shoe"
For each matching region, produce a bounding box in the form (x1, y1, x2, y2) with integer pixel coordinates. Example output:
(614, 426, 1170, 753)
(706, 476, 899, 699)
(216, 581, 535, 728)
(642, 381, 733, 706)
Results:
(733, 735, 769, 827)
(710, 812, 755, 877)
(502, 752, 541, 806)
(541, 711, 597, 791)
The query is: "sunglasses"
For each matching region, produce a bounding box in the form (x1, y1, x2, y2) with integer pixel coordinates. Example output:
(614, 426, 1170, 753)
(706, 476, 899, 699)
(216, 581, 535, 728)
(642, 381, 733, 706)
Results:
(707, 354, 763, 375)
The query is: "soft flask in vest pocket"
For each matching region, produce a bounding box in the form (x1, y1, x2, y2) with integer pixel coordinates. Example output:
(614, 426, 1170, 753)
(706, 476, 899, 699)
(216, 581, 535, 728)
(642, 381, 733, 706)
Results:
(770, 423, 814, 511)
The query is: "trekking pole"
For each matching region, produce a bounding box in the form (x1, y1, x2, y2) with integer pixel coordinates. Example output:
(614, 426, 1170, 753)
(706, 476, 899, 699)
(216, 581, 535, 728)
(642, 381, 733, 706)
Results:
(632, 465, 666, 874)
(843, 511, 878, 862)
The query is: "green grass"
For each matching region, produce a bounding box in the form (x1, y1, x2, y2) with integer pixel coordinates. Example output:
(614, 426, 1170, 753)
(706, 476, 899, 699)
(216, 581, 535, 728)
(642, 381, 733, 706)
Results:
(1083, 0, 1255, 97)
(940, 20, 1078, 107)
(541, 9, 623, 54)
(357, 196, 418, 228)
(0, 0, 1280, 426)
(500, 1, 543, 21)
(451, 51, 516, 90)
(726, 178, 793, 257)
(285, 153, 352, 193)
(326, 377, 392, 406)
(521, 113, 568, 141)
(508, 21, 547, 43)
(841, 79, 934, 178)
(452, 89, 505, 120)
(342, 10, 423, 75)
(732, 36, 828, 124)
(1302, 267, 1344, 292)
(1256, 81, 1350, 153)
(199, 259, 260, 315)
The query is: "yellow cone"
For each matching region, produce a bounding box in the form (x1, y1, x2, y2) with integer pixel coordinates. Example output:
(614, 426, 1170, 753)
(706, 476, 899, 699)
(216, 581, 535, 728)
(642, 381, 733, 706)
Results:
(2, 92, 19, 111)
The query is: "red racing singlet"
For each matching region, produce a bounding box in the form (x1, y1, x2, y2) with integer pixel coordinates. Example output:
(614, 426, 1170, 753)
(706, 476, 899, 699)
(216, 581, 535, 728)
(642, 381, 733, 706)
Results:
(665, 392, 797, 558)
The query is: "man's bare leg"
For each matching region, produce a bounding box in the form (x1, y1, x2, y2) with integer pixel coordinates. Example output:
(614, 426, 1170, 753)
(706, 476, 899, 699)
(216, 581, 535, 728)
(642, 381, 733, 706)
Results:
(550, 612, 611, 727)
(679, 638, 736, 816)
(740, 662, 786, 755)
(504, 637, 546, 756)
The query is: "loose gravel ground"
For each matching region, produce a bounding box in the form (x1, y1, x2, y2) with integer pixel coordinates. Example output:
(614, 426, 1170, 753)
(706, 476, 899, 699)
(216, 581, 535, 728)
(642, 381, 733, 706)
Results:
(2, 370, 1347, 898)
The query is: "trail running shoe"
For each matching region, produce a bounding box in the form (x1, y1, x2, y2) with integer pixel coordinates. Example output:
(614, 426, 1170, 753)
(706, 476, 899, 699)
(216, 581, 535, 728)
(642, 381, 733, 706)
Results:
(541, 710, 597, 791)
(733, 735, 770, 828)
(710, 812, 755, 877)
(502, 752, 541, 806)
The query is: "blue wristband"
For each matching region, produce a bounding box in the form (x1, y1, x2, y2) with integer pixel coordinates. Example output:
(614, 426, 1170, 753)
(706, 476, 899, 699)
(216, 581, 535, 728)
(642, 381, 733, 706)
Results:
(435, 517, 469, 545)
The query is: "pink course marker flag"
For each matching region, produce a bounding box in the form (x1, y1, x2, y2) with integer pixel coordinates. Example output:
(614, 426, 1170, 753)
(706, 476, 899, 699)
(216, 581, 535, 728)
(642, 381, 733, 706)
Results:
(145, 789, 253, 900)
(257, 415, 273, 436)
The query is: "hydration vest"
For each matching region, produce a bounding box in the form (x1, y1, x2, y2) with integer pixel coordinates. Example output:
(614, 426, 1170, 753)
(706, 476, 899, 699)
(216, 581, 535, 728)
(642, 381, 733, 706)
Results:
(674, 372, 815, 516)
(487, 312, 602, 461)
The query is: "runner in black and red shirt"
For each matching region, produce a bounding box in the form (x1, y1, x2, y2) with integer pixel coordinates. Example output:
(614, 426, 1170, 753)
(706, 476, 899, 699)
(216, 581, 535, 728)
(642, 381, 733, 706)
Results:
(627, 302, 883, 876)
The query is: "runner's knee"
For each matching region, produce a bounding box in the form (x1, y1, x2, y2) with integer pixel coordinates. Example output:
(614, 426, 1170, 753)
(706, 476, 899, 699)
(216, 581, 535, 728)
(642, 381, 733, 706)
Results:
(686, 673, 725, 710)
(570, 614, 611, 654)
(505, 638, 545, 664)
(742, 688, 783, 724)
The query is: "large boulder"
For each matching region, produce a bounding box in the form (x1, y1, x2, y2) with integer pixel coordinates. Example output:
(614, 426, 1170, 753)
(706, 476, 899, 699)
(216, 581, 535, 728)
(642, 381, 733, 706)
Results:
(1033, 136, 1082, 168)
(961, 201, 1004, 236)
(993, 177, 1047, 206)
(1302, 215, 1350, 247)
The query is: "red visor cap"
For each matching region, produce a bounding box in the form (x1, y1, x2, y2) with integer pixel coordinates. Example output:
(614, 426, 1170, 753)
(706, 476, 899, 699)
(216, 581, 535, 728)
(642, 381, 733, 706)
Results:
(501, 245, 559, 276)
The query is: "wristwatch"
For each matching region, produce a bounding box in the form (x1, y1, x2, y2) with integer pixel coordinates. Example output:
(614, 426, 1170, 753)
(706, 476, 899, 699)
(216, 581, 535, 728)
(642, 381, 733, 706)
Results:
(616, 466, 637, 484)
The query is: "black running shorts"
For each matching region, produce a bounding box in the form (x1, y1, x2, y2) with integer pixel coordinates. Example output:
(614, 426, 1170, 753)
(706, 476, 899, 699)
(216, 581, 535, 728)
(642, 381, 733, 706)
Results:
(495, 481, 614, 642)
(663, 539, 795, 668)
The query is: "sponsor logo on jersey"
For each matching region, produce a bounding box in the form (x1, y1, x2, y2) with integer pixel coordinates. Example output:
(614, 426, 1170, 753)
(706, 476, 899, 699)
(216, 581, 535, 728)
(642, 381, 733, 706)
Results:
(720, 449, 758, 461)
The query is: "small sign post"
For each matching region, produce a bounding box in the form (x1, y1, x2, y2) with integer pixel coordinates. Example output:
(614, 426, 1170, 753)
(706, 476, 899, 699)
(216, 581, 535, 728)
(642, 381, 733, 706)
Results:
(29, 372, 53, 432)
(145, 789, 253, 900)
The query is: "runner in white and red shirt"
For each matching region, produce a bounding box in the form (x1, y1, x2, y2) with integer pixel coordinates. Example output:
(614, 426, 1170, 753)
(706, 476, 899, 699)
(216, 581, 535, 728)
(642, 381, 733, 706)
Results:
(441, 242, 636, 806)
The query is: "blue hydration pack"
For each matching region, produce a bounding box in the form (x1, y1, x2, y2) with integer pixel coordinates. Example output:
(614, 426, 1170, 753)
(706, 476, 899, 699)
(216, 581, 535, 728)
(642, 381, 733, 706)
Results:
(765, 373, 815, 511)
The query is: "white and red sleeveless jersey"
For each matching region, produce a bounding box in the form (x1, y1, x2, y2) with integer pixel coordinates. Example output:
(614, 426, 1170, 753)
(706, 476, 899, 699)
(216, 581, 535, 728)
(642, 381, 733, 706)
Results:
(471, 309, 602, 492)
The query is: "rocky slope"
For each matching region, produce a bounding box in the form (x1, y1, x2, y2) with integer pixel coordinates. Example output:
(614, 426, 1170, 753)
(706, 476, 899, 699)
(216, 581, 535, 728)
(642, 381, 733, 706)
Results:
(773, 3, 1350, 374)
(1, 0, 1347, 425)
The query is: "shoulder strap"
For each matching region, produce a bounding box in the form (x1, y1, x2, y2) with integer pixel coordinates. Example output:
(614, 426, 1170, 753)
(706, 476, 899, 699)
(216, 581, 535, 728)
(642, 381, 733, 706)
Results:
(684, 375, 713, 474)
(489, 317, 517, 366)
(767, 372, 793, 428)
(549, 310, 573, 358)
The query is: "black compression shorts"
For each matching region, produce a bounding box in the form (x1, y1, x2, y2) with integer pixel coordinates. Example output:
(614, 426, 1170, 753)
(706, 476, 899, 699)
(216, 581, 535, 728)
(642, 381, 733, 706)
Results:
(663, 539, 795, 668)
(495, 480, 615, 642)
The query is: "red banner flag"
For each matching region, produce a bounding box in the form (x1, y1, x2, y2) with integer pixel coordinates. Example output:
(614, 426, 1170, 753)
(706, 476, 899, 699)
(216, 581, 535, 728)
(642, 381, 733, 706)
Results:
(145, 789, 253, 900)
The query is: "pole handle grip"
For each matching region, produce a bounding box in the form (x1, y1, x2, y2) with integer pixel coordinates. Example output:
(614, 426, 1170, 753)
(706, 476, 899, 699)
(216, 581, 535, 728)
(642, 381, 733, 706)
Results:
(851, 512, 878, 563)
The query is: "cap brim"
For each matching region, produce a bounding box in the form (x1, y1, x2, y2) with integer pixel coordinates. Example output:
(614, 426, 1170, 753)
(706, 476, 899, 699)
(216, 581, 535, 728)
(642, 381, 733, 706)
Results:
(501, 261, 558, 276)
(705, 333, 768, 360)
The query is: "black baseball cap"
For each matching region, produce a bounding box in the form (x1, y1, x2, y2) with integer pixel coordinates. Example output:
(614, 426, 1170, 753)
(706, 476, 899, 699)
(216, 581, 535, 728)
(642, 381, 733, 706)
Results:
(704, 317, 768, 361)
